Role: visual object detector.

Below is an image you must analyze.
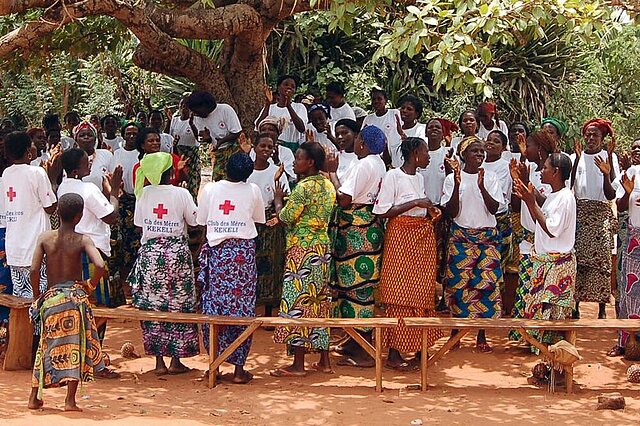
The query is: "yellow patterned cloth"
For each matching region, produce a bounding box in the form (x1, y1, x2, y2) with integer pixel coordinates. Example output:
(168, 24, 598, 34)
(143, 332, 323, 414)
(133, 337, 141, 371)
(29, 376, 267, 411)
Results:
(30, 281, 104, 398)
(380, 216, 443, 352)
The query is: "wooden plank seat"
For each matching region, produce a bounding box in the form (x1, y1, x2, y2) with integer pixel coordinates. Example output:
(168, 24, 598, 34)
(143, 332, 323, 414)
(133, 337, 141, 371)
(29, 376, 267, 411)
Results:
(402, 317, 640, 394)
(0, 294, 35, 370)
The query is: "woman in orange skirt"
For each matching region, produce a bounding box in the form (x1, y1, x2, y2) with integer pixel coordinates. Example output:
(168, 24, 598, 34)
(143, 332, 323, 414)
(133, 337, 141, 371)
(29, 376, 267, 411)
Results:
(373, 137, 443, 370)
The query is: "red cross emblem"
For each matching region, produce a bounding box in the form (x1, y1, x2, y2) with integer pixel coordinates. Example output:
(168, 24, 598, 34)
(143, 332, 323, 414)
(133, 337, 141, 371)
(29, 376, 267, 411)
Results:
(7, 187, 16, 202)
(153, 203, 168, 219)
(219, 200, 235, 215)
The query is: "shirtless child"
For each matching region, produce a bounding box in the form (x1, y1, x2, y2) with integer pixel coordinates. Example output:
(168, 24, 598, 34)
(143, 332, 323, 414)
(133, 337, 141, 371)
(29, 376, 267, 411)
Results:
(28, 193, 107, 412)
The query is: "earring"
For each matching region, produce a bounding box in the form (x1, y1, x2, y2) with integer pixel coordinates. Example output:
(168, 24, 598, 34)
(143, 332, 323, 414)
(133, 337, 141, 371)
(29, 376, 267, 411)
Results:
(28, 152, 33, 160)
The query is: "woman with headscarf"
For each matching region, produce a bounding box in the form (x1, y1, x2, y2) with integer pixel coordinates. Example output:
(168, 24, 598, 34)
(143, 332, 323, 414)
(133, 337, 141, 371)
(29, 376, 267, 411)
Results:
(251, 116, 296, 182)
(443, 136, 504, 353)
(197, 151, 266, 384)
(127, 152, 200, 375)
(571, 118, 619, 319)
(476, 102, 509, 143)
(133, 127, 189, 188)
(170, 96, 202, 199)
(271, 142, 336, 377)
(373, 137, 443, 369)
(451, 110, 478, 153)
(325, 125, 386, 368)
(508, 130, 557, 341)
(541, 117, 568, 146)
(307, 103, 338, 153)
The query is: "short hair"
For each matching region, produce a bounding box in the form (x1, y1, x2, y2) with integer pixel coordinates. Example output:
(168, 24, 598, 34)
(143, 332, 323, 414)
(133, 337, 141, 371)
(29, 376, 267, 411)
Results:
(135, 127, 161, 160)
(487, 130, 508, 147)
(64, 111, 80, 122)
(458, 110, 477, 128)
(397, 94, 423, 117)
(276, 75, 299, 88)
(326, 82, 345, 96)
(4, 131, 32, 161)
(226, 152, 254, 182)
(510, 121, 530, 137)
(61, 148, 87, 175)
(548, 153, 572, 181)
(186, 90, 217, 111)
(121, 121, 141, 138)
(401, 137, 426, 161)
(371, 88, 387, 100)
(100, 114, 118, 128)
(42, 113, 61, 131)
(335, 118, 360, 133)
(298, 141, 326, 171)
(58, 193, 84, 222)
(255, 132, 274, 144)
(148, 109, 164, 119)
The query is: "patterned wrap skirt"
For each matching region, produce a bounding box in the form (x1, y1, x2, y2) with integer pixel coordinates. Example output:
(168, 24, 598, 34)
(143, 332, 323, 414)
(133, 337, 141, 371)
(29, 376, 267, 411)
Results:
(82, 251, 125, 308)
(495, 210, 515, 275)
(176, 145, 201, 200)
(331, 204, 383, 332)
(255, 206, 286, 306)
(274, 244, 332, 351)
(210, 142, 238, 182)
(509, 253, 533, 341)
(10, 263, 47, 299)
(30, 281, 104, 399)
(380, 216, 443, 352)
(575, 199, 616, 303)
(524, 250, 576, 345)
(128, 236, 200, 358)
(618, 225, 640, 347)
(119, 192, 142, 275)
(445, 223, 503, 319)
(199, 239, 257, 366)
(0, 227, 13, 323)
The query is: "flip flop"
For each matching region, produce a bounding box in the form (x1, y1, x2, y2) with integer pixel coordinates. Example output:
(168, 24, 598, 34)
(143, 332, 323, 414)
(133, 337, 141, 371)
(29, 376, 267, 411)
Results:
(385, 361, 418, 372)
(606, 345, 625, 357)
(269, 368, 308, 378)
(336, 357, 375, 368)
(96, 368, 121, 379)
(311, 362, 334, 374)
(231, 371, 254, 384)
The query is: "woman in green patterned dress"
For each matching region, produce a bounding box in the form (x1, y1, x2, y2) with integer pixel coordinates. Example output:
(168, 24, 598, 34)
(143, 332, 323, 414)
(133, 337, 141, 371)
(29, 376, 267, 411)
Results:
(271, 142, 336, 377)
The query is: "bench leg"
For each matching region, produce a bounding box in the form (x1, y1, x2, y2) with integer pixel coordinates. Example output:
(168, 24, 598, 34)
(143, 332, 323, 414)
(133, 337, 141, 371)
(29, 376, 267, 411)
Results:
(421, 329, 429, 392)
(375, 327, 382, 393)
(208, 324, 217, 389)
(209, 322, 262, 374)
(565, 330, 577, 394)
(3, 306, 34, 371)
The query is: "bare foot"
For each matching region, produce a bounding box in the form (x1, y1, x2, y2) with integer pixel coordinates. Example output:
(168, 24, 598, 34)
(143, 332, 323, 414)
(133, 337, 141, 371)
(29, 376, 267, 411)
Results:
(95, 368, 121, 379)
(232, 371, 254, 384)
(64, 402, 83, 412)
(168, 364, 191, 375)
(28, 398, 43, 410)
(153, 366, 169, 376)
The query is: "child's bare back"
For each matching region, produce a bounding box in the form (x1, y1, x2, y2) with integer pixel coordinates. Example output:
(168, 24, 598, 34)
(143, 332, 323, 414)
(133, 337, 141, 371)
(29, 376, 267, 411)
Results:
(39, 229, 94, 289)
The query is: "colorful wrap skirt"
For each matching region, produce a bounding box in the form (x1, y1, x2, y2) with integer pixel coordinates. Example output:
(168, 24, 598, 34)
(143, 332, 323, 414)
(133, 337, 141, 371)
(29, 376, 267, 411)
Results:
(255, 206, 286, 306)
(128, 236, 200, 358)
(618, 225, 640, 347)
(176, 145, 201, 200)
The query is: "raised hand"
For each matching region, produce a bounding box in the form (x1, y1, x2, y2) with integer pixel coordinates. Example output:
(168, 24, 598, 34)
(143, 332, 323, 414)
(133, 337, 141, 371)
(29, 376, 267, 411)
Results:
(274, 179, 286, 200)
(323, 151, 339, 173)
(198, 126, 211, 143)
(445, 156, 461, 183)
(607, 136, 616, 157)
(427, 206, 442, 223)
(573, 138, 582, 159)
(264, 86, 274, 105)
(177, 154, 189, 171)
(274, 163, 285, 183)
(305, 129, 315, 143)
(594, 155, 611, 176)
(514, 179, 535, 205)
(164, 106, 174, 121)
(478, 167, 485, 189)
(619, 152, 632, 171)
(173, 134, 180, 147)
(395, 114, 407, 140)
(238, 133, 252, 153)
(509, 158, 520, 181)
(516, 133, 527, 158)
(621, 172, 636, 195)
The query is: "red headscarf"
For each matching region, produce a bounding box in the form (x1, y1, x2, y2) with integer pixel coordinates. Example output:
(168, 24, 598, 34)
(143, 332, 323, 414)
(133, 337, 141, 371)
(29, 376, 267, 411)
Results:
(436, 118, 459, 139)
(477, 102, 496, 114)
(26, 128, 45, 139)
(581, 118, 614, 139)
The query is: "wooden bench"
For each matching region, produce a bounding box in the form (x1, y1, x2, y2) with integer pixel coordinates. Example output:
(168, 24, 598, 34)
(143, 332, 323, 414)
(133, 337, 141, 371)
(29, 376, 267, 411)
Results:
(93, 305, 397, 392)
(404, 317, 640, 393)
(0, 293, 34, 370)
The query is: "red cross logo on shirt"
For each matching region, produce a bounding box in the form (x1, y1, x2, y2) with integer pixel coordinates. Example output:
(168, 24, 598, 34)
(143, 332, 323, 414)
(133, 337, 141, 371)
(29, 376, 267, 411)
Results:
(153, 203, 168, 219)
(219, 200, 235, 215)
(6, 187, 16, 202)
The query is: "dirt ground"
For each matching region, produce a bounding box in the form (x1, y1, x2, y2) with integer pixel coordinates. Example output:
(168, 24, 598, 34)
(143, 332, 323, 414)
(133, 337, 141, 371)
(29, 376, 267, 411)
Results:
(1, 302, 639, 425)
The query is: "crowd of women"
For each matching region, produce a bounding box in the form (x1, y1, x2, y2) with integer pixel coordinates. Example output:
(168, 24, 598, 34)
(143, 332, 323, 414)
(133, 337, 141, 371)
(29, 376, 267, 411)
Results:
(1, 75, 639, 387)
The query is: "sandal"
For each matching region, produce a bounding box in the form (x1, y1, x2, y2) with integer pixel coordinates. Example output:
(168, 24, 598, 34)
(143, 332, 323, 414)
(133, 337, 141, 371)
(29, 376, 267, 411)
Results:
(311, 362, 334, 374)
(385, 361, 418, 372)
(475, 343, 493, 353)
(269, 368, 308, 378)
(96, 368, 121, 379)
(336, 357, 375, 368)
(606, 345, 625, 357)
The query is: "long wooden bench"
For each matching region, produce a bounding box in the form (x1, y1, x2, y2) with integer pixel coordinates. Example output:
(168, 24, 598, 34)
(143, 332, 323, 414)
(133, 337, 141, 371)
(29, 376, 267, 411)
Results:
(404, 317, 640, 394)
(0, 293, 34, 370)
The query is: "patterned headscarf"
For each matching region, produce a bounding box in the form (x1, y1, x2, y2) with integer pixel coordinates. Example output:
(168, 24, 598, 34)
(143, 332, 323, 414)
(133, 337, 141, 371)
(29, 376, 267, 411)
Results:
(435, 118, 459, 139)
(135, 152, 173, 197)
(308, 103, 330, 118)
(258, 116, 287, 133)
(226, 151, 254, 182)
(582, 118, 614, 139)
(541, 117, 568, 137)
(73, 121, 97, 139)
(360, 125, 386, 155)
(457, 135, 482, 157)
(477, 102, 496, 114)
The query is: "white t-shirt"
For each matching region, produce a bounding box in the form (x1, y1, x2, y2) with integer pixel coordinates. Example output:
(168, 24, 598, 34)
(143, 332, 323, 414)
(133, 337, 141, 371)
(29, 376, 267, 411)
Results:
(337, 151, 359, 184)
(0, 165, 56, 266)
(418, 146, 447, 205)
(477, 119, 510, 145)
(615, 166, 640, 227)
(339, 155, 386, 205)
(481, 158, 512, 214)
(197, 180, 266, 246)
(442, 170, 503, 228)
(0, 177, 4, 228)
(329, 103, 356, 127)
(170, 117, 199, 147)
(58, 178, 114, 256)
(60, 136, 75, 151)
(373, 168, 427, 217)
(135, 185, 198, 244)
(255, 103, 308, 144)
(83, 149, 114, 189)
(404, 123, 427, 140)
(247, 164, 291, 209)
(249, 145, 296, 182)
(159, 133, 174, 153)
(535, 187, 576, 254)
(572, 150, 619, 201)
(30, 152, 51, 168)
(520, 165, 552, 255)
(306, 123, 338, 154)
(362, 109, 403, 168)
(109, 148, 140, 195)
(103, 135, 124, 151)
(193, 104, 242, 149)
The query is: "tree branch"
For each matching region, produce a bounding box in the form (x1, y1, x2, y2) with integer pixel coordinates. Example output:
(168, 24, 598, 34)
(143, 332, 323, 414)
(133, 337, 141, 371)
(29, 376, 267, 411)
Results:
(0, 0, 55, 15)
(0, 5, 70, 57)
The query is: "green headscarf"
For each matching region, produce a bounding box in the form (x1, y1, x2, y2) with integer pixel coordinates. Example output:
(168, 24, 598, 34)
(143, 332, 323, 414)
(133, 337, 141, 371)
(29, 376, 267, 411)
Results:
(135, 152, 173, 197)
(541, 117, 568, 137)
